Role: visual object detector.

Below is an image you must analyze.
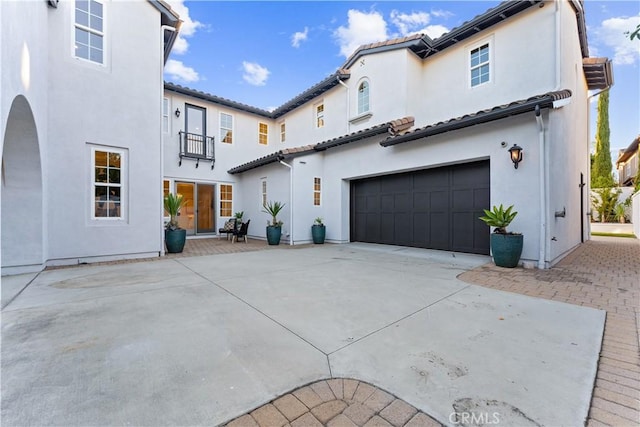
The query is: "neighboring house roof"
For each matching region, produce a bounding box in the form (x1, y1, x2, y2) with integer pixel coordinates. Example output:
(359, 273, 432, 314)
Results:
(227, 117, 414, 174)
(616, 135, 640, 166)
(380, 90, 572, 147)
(148, 0, 182, 63)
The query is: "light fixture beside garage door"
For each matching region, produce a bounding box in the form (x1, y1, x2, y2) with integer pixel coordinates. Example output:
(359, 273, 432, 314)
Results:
(508, 144, 523, 169)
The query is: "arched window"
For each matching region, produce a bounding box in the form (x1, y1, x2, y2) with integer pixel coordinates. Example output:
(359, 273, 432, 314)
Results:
(357, 80, 370, 115)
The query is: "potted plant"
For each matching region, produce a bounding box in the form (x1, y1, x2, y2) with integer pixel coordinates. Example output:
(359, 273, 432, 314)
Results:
(164, 193, 187, 253)
(262, 201, 285, 245)
(311, 217, 326, 244)
(479, 204, 523, 268)
(234, 211, 244, 225)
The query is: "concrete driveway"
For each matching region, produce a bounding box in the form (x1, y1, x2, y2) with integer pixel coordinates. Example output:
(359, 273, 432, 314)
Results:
(1, 244, 604, 426)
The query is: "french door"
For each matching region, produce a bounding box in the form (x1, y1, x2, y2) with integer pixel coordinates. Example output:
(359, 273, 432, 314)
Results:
(176, 182, 215, 235)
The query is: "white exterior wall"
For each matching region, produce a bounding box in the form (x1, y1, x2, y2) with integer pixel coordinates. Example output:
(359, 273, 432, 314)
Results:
(632, 191, 640, 238)
(0, 1, 50, 272)
(410, 4, 556, 127)
(45, 1, 165, 263)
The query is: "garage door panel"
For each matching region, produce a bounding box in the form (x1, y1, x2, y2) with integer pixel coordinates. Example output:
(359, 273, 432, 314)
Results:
(351, 160, 489, 254)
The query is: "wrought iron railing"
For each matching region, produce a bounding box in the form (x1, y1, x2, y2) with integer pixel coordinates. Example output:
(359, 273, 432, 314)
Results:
(178, 131, 215, 169)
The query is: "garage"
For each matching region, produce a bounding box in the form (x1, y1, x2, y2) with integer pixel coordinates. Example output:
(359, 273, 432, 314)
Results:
(350, 160, 490, 255)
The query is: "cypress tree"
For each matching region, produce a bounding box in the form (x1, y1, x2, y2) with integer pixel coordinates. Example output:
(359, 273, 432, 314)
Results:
(591, 90, 615, 188)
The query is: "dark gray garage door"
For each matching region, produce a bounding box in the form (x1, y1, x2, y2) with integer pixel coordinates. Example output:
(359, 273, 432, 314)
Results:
(351, 160, 490, 255)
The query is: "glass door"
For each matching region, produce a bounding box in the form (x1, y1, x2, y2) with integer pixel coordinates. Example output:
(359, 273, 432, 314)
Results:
(176, 182, 195, 235)
(196, 184, 215, 233)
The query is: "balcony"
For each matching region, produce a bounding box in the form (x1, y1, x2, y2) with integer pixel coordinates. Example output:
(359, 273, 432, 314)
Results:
(179, 131, 215, 169)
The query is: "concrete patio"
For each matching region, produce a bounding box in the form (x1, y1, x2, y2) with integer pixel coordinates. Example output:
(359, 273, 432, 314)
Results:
(1, 241, 614, 426)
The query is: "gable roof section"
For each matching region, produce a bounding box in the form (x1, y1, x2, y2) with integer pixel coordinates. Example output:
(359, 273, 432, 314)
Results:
(165, 69, 351, 119)
(381, 90, 572, 147)
(148, 0, 182, 63)
(343, 0, 544, 69)
(227, 117, 414, 174)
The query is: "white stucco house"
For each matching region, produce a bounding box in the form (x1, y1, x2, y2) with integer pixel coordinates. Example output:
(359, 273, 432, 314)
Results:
(162, 0, 612, 269)
(2, 0, 613, 274)
(1, 0, 181, 274)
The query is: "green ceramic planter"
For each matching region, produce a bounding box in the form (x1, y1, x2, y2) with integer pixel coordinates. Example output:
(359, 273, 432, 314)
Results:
(311, 224, 326, 244)
(266, 226, 282, 245)
(165, 228, 187, 253)
(490, 233, 523, 268)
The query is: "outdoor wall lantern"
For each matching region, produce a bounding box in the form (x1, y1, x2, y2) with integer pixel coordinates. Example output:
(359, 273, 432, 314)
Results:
(174, 108, 181, 118)
(508, 144, 523, 169)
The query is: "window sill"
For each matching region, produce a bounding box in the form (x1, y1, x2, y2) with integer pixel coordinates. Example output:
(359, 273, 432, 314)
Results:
(349, 112, 373, 124)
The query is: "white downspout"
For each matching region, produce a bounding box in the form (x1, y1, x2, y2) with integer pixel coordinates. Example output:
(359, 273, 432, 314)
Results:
(337, 77, 350, 133)
(535, 105, 546, 269)
(279, 160, 293, 246)
(160, 25, 176, 256)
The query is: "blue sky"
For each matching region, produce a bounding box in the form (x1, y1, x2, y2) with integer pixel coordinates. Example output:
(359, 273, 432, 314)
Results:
(164, 1, 640, 156)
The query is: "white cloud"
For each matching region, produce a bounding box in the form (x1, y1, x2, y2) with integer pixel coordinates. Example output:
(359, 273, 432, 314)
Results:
(390, 10, 430, 36)
(291, 27, 309, 48)
(242, 61, 270, 86)
(334, 10, 389, 58)
(594, 15, 640, 65)
(164, 59, 200, 82)
(165, 0, 203, 55)
(431, 9, 454, 19)
(423, 24, 449, 39)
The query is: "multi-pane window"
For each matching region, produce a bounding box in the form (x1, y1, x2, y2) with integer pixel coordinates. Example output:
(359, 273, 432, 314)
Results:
(261, 180, 267, 207)
(93, 149, 122, 219)
(470, 43, 490, 87)
(316, 103, 324, 128)
(259, 122, 268, 145)
(313, 177, 321, 206)
(75, 0, 104, 64)
(163, 180, 170, 216)
(220, 184, 232, 217)
(357, 81, 370, 114)
(162, 98, 169, 133)
(220, 113, 233, 144)
(280, 122, 286, 143)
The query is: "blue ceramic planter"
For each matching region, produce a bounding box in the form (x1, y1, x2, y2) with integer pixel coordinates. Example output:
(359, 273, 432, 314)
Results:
(311, 224, 326, 244)
(490, 233, 523, 268)
(266, 226, 282, 245)
(165, 228, 186, 253)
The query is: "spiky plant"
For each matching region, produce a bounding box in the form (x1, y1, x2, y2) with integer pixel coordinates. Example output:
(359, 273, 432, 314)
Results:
(479, 204, 518, 234)
(262, 201, 285, 227)
(164, 193, 186, 230)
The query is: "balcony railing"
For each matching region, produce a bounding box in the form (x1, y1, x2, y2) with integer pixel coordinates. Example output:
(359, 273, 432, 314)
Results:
(179, 131, 215, 169)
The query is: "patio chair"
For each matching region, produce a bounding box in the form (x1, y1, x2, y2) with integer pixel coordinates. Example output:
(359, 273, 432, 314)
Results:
(218, 218, 237, 240)
(232, 219, 250, 243)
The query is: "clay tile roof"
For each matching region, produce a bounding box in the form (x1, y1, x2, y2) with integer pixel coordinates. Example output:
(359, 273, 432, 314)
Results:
(228, 117, 415, 174)
(381, 90, 572, 147)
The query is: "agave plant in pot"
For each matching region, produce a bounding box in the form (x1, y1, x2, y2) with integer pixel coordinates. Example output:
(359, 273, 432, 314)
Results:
(311, 217, 326, 244)
(262, 201, 285, 245)
(164, 193, 187, 253)
(479, 204, 523, 268)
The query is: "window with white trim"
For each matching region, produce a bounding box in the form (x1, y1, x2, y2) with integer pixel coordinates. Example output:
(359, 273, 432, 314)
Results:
(315, 103, 324, 128)
(258, 122, 268, 145)
(162, 98, 170, 133)
(280, 122, 286, 143)
(313, 177, 321, 206)
(220, 184, 233, 217)
(261, 179, 267, 207)
(74, 0, 104, 64)
(92, 147, 124, 219)
(357, 81, 370, 114)
(470, 43, 490, 87)
(220, 113, 233, 144)
(163, 180, 170, 216)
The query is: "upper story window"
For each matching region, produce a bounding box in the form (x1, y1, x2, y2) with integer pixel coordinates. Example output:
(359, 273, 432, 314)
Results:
(280, 122, 286, 143)
(162, 98, 169, 133)
(316, 103, 324, 128)
(357, 81, 370, 114)
(75, 0, 104, 64)
(220, 113, 233, 144)
(92, 147, 124, 219)
(259, 122, 268, 145)
(470, 43, 490, 87)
